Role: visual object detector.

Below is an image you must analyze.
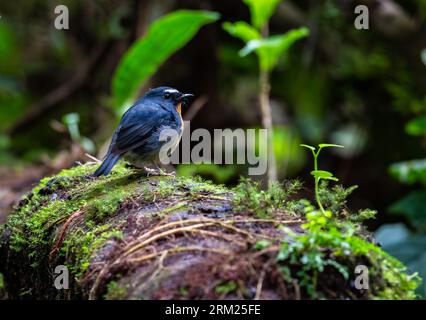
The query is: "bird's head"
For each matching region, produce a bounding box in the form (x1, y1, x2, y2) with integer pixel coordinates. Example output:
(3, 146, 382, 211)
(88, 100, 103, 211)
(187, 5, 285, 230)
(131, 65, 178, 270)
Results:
(144, 87, 194, 114)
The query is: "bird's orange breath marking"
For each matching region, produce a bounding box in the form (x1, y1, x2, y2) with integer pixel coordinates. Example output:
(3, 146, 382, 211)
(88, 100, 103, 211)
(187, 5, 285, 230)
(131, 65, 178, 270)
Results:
(177, 102, 184, 130)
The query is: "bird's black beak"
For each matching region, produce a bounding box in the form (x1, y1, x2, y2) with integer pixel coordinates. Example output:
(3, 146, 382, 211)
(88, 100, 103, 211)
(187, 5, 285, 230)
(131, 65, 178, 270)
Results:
(180, 93, 194, 101)
(180, 93, 194, 107)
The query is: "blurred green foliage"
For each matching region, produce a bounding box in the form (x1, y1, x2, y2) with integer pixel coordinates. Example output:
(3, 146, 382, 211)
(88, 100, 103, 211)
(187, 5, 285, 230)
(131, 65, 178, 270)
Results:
(0, 21, 26, 132)
(112, 10, 219, 112)
(243, 0, 281, 30)
(223, 0, 309, 72)
(62, 113, 95, 153)
(406, 115, 426, 136)
(381, 67, 426, 296)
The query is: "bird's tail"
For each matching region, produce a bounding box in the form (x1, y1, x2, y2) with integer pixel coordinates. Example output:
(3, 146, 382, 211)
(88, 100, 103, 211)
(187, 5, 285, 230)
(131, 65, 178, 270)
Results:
(93, 153, 121, 177)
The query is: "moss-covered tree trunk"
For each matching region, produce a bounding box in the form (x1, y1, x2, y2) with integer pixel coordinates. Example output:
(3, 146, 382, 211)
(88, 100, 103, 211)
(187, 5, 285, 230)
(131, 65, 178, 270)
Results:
(0, 163, 419, 299)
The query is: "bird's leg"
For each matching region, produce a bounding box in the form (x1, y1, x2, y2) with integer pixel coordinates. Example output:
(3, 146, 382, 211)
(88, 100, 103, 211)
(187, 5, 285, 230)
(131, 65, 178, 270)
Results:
(154, 163, 176, 177)
(143, 164, 175, 177)
(158, 168, 176, 177)
(143, 166, 161, 177)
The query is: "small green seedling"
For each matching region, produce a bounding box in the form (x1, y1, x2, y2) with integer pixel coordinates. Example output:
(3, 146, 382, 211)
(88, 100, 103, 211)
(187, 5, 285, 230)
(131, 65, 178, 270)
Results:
(62, 113, 95, 153)
(300, 144, 344, 215)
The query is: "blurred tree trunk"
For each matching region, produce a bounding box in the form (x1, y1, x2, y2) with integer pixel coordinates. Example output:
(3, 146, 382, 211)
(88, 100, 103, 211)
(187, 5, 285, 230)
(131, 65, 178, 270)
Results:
(259, 25, 277, 185)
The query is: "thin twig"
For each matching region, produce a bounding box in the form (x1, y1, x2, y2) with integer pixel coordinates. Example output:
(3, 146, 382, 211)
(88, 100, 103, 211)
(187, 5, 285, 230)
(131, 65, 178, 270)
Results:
(85, 153, 101, 163)
(122, 222, 217, 257)
(255, 268, 266, 300)
(49, 210, 84, 261)
(128, 246, 231, 264)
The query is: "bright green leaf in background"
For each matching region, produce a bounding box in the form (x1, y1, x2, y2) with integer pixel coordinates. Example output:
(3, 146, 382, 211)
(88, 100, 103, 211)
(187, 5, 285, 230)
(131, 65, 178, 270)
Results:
(0, 21, 27, 132)
(240, 28, 309, 71)
(243, 0, 281, 30)
(112, 10, 220, 112)
(273, 126, 306, 176)
(390, 159, 426, 185)
(0, 22, 19, 73)
(405, 115, 426, 136)
(222, 21, 260, 42)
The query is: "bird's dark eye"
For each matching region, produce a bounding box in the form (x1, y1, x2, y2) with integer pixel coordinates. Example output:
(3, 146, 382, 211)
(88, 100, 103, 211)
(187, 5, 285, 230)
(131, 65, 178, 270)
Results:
(164, 93, 171, 99)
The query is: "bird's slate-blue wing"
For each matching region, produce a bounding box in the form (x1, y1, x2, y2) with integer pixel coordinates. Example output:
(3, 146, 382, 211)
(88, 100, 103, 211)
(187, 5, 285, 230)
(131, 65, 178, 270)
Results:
(112, 102, 169, 154)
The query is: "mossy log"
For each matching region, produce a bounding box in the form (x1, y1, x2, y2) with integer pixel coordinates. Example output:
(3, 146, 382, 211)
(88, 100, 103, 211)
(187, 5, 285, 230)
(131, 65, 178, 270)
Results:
(0, 163, 419, 300)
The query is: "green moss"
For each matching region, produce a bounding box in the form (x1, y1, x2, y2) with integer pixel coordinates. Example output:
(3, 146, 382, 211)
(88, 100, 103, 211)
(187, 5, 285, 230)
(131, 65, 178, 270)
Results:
(61, 225, 123, 277)
(157, 202, 188, 216)
(275, 212, 420, 299)
(233, 177, 302, 217)
(160, 175, 227, 197)
(215, 281, 238, 295)
(104, 281, 128, 300)
(2, 162, 419, 300)
(3, 162, 222, 278)
(5, 162, 135, 267)
(318, 181, 377, 222)
(180, 176, 227, 195)
(141, 175, 227, 204)
(154, 180, 176, 198)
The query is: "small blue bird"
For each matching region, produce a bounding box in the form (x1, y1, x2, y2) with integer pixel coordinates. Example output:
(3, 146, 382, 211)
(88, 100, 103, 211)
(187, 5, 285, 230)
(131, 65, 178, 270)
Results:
(93, 87, 193, 177)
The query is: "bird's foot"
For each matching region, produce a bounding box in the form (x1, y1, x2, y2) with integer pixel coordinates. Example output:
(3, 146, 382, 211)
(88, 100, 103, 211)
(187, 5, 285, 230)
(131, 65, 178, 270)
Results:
(143, 166, 160, 177)
(158, 168, 176, 177)
(143, 166, 175, 177)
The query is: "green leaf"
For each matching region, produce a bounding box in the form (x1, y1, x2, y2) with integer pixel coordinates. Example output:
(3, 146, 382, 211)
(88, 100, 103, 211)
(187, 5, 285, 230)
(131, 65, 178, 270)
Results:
(80, 137, 96, 154)
(222, 21, 260, 42)
(390, 159, 426, 185)
(405, 115, 426, 136)
(300, 144, 316, 151)
(112, 10, 220, 111)
(389, 190, 426, 228)
(273, 126, 306, 175)
(215, 281, 237, 294)
(240, 27, 309, 71)
(243, 0, 281, 30)
(62, 113, 80, 126)
(62, 113, 81, 141)
(255, 240, 271, 250)
(318, 143, 345, 149)
(311, 170, 339, 181)
(324, 210, 333, 218)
